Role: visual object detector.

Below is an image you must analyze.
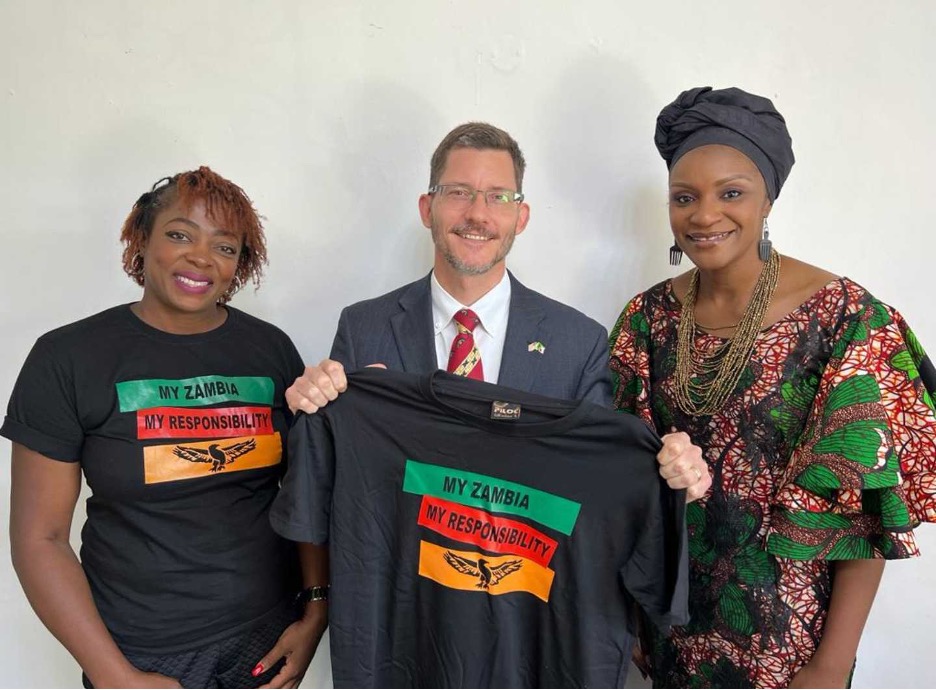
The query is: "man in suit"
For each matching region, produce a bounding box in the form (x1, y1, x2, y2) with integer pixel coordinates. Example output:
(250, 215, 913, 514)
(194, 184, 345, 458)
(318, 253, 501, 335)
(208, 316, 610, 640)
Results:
(288, 122, 709, 498)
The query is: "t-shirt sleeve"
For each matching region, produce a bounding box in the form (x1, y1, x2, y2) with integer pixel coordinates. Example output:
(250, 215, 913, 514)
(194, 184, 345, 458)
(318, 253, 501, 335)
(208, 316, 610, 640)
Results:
(269, 410, 334, 544)
(1, 336, 84, 461)
(274, 332, 309, 478)
(621, 479, 690, 634)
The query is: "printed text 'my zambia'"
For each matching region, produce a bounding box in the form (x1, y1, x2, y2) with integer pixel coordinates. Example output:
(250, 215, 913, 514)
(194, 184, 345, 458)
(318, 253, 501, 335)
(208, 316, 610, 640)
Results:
(442, 476, 531, 510)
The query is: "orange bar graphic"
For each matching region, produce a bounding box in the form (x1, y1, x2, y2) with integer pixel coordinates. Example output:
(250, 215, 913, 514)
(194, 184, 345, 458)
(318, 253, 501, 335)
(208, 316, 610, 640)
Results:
(143, 433, 282, 484)
(418, 540, 554, 603)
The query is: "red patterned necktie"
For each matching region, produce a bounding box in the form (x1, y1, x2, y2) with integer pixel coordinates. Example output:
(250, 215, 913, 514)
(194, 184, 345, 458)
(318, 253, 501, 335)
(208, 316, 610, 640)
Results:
(447, 308, 484, 381)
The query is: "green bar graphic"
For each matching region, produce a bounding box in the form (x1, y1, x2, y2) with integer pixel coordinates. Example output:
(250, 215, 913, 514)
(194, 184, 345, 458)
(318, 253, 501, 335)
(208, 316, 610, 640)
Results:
(116, 376, 274, 412)
(403, 459, 580, 535)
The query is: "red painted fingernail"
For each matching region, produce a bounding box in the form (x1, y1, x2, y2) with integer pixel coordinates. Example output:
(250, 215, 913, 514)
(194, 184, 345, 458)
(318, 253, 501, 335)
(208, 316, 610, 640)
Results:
(252, 663, 264, 677)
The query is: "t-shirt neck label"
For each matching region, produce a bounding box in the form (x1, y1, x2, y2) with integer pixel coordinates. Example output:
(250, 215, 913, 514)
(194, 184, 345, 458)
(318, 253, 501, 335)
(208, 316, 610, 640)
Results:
(491, 400, 521, 420)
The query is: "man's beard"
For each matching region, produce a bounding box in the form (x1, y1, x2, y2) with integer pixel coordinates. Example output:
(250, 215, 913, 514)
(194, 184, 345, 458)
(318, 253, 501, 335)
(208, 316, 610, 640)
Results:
(433, 222, 516, 276)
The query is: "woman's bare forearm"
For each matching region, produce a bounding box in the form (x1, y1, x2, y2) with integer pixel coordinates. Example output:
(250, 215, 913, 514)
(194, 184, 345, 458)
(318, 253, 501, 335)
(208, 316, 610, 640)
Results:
(811, 559, 885, 677)
(10, 445, 136, 687)
(12, 536, 137, 687)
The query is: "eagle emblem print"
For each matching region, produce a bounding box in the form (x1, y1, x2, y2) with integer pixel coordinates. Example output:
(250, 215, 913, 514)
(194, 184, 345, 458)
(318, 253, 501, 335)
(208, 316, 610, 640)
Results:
(443, 551, 523, 589)
(172, 438, 257, 472)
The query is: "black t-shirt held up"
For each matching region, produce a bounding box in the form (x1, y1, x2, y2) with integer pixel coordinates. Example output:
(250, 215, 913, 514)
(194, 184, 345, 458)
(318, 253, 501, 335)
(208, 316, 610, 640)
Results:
(271, 369, 689, 688)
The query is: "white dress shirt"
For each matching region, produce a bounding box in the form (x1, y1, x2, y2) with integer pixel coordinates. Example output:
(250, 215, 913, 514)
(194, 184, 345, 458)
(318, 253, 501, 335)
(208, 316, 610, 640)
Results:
(431, 271, 511, 384)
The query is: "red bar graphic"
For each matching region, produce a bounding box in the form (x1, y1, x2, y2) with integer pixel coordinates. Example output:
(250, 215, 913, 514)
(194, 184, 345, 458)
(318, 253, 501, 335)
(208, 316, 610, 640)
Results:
(136, 406, 274, 439)
(418, 496, 558, 567)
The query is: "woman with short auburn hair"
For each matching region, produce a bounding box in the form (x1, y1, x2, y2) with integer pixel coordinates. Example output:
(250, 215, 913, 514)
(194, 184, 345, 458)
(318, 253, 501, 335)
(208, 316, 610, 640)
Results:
(4, 167, 327, 688)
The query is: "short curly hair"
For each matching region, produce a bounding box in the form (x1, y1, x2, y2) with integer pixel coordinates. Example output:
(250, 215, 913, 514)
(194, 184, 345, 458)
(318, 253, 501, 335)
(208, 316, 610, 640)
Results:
(120, 166, 267, 304)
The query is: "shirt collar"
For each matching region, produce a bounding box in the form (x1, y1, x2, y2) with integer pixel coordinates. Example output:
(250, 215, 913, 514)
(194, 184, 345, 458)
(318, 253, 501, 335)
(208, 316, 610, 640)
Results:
(430, 270, 512, 336)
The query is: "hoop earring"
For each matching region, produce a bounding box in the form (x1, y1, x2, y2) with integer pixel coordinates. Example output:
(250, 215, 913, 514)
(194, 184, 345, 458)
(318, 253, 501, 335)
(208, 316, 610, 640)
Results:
(669, 243, 683, 266)
(130, 252, 145, 277)
(220, 275, 242, 304)
(758, 219, 773, 262)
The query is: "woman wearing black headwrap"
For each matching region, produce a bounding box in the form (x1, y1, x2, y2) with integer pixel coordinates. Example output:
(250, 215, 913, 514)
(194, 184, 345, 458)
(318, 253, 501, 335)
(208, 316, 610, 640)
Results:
(609, 87, 936, 688)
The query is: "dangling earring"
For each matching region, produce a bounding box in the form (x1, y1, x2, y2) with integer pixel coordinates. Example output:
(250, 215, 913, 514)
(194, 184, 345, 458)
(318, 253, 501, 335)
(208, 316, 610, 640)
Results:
(130, 252, 145, 278)
(758, 219, 772, 262)
(220, 275, 241, 304)
(669, 243, 683, 266)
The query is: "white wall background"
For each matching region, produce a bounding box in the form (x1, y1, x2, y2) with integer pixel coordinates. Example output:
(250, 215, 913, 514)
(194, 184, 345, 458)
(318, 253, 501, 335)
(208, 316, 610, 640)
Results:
(1, 1, 934, 687)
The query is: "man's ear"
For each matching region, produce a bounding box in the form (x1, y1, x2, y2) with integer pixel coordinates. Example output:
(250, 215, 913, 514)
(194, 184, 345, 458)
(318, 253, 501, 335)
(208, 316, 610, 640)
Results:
(418, 194, 433, 229)
(514, 202, 531, 236)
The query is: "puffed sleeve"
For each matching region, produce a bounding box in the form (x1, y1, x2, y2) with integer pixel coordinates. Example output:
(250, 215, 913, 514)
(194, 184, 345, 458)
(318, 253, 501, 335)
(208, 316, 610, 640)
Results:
(766, 296, 936, 560)
(609, 294, 655, 427)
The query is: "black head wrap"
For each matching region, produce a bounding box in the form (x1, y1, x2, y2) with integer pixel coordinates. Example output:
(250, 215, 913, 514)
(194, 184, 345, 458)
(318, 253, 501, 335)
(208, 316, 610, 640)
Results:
(655, 86, 795, 201)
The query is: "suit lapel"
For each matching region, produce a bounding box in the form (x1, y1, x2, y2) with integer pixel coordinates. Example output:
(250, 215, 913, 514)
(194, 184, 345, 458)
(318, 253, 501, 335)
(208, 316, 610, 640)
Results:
(390, 274, 437, 373)
(498, 273, 547, 391)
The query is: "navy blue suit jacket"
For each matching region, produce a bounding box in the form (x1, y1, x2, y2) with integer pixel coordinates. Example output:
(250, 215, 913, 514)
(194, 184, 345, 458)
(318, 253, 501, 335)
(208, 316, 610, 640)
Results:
(329, 272, 612, 406)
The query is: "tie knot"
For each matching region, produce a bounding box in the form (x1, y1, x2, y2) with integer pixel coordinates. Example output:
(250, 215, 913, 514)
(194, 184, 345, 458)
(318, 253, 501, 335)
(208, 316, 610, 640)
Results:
(453, 308, 481, 333)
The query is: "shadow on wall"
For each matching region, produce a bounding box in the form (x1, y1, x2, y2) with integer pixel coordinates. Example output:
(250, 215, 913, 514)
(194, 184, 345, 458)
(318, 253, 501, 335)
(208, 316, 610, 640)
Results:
(0, 117, 207, 378)
(30, 118, 200, 327)
(271, 79, 443, 358)
(537, 55, 672, 329)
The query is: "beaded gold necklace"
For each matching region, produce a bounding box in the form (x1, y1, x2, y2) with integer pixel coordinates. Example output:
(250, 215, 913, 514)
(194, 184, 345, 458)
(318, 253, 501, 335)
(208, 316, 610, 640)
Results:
(673, 249, 781, 416)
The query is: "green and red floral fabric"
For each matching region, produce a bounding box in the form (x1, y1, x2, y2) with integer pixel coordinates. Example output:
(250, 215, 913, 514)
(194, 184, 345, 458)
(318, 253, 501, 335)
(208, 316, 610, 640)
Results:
(610, 277, 936, 688)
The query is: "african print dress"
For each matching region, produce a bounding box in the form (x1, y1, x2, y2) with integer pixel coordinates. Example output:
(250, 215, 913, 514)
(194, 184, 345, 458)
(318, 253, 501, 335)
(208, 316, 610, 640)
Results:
(609, 277, 936, 689)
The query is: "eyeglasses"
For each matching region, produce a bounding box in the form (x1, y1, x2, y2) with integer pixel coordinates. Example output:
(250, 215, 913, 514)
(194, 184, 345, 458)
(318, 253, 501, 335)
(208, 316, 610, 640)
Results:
(428, 184, 525, 209)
